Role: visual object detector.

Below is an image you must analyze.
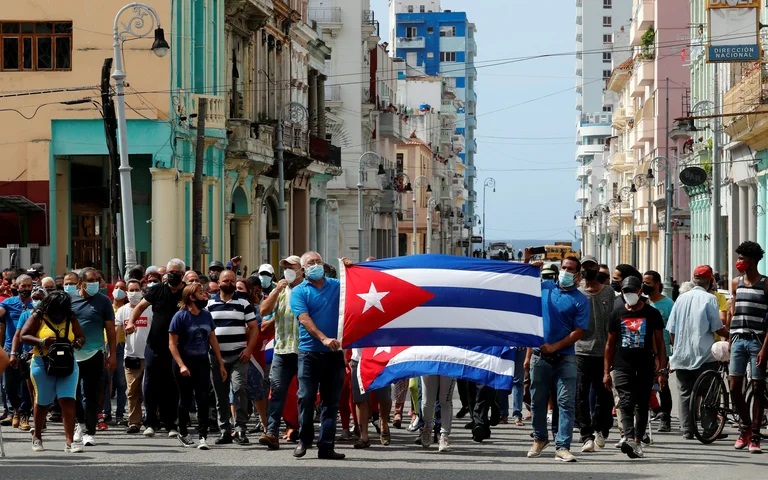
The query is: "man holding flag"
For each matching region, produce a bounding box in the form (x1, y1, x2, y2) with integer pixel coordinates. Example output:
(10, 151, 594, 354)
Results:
(524, 252, 589, 462)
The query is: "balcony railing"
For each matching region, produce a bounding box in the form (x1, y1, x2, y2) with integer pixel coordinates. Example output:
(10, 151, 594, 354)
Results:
(325, 85, 341, 102)
(362, 9, 380, 37)
(723, 64, 768, 142)
(396, 36, 425, 49)
(630, 0, 654, 46)
(193, 95, 226, 130)
(308, 7, 342, 24)
(309, 134, 341, 167)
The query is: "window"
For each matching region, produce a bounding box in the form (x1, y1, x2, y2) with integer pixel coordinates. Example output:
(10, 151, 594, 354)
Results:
(602, 52, 611, 63)
(440, 51, 456, 62)
(603, 0, 612, 7)
(603, 34, 612, 43)
(603, 69, 612, 79)
(427, 27, 434, 34)
(407, 6, 414, 12)
(427, 52, 434, 58)
(603, 16, 612, 27)
(420, 5, 425, 12)
(603, 105, 613, 112)
(439, 26, 456, 37)
(406, 26, 417, 38)
(0, 21, 72, 71)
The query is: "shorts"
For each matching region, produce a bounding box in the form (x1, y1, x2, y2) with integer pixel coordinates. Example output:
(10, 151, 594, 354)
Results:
(350, 360, 391, 404)
(246, 362, 268, 402)
(30, 356, 80, 406)
(729, 336, 766, 380)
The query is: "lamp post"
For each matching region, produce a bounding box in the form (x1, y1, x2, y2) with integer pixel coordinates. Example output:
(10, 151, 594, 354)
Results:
(357, 151, 383, 262)
(483, 178, 496, 253)
(112, 2, 169, 272)
(631, 172, 650, 269)
(616, 186, 632, 264)
(413, 175, 430, 255)
(426, 197, 437, 254)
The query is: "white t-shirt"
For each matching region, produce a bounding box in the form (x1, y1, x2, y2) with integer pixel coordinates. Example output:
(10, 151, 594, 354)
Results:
(116, 303, 153, 358)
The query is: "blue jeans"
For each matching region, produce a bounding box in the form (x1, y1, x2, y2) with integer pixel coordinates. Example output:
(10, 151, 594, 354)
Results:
(512, 348, 526, 419)
(730, 336, 766, 379)
(266, 353, 298, 436)
(297, 351, 345, 452)
(103, 343, 126, 417)
(530, 353, 577, 451)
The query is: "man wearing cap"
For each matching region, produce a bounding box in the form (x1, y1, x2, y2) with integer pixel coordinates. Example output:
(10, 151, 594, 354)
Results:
(27, 263, 44, 282)
(604, 277, 667, 459)
(256, 264, 277, 297)
(209, 261, 225, 282)
(540, 264, 558, 282)
(523, 252, 589, 463)
(258, 255, 304, 449)
(575, 256, 615, 452)
(667, 265, 727, 440)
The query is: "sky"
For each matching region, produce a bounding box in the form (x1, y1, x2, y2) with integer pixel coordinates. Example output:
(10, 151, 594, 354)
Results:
(371, 0, 578, 246)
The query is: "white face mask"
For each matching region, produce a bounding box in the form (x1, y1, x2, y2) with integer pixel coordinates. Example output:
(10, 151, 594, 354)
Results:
(127, 291, 143, 306)
(112, 288, 127, 301)
(623, 292, 640, 307)
(284, 269, 297, 283)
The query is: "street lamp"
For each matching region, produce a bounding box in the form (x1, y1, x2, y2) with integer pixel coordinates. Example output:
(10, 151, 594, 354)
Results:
(357, 151, 382, 262)
(483, 178, 496, 253)
(412, 175, 430, 255)
(112, 2, 169, 272)
(426, 197, 438, 254)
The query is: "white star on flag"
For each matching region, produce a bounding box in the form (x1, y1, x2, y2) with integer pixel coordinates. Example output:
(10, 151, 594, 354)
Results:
(373, 347, 391, 356)
(357, 282, 390, 313)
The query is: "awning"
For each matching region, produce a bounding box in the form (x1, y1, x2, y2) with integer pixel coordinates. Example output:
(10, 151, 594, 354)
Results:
(0, 195, 45, 213)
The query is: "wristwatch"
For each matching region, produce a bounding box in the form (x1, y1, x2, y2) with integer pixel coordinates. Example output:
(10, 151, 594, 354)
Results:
(657, 368, 668, 375)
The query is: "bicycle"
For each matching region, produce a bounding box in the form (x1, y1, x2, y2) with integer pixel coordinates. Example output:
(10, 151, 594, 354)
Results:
(690, 362, 738, 444)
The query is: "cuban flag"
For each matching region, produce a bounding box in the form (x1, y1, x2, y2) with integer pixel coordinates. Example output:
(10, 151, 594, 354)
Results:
(338, 254, 542, 348)
(358, 345, 518, 393)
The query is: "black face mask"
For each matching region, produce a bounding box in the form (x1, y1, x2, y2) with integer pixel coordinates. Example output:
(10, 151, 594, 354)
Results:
(167, 271, 183, 287)
(193, 299, 208, 310)
(611, 280, 622, 293)
(642, 284, 655, 296)
(18, 289, 31, 298)
(220, 284, 236, 295)
(582, 269, 598, 282)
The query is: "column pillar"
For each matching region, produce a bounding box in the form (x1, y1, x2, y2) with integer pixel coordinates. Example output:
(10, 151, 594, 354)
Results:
(317, 74, 327, 138)
(317, 199, 328, 259)
(308, 70, 318, 135)
(747, 183, 757, 241)
(235, 214, 251, 269)
(309, 198, 318, 252)
(150, 168, 179, 266)
(225, 213, 235, 261)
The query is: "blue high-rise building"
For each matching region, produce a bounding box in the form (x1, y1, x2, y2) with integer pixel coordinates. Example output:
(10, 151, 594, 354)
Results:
(391, 1, 478, 238)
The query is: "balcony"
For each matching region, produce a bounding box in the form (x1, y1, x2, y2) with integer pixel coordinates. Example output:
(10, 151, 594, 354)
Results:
(362, 9, 380, 44)
(576, 188, 589, 202)
(309, 134, 341, 168)
(450, 134, 465, 153)
(576, 164, 592, 179)
(723, 65, 768, 148)
(440, 100, 457, 117)
(634, 58, 654, 87)
(325, 85, 341, 107)
(226, 119, 275, 161)
(630, 0, 655, 47)
(192, 95, 226, 130)
(308, 7, 342, 35)
(378, 112, 408, 142)
(576, 143, 603, 159)
(396, 36, 425, 49)
(225, 0, 273, 28)
(633, 116, 654, 148)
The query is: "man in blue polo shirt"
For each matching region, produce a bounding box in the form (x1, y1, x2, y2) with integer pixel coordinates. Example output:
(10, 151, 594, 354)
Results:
(523, 252, 589, 463)
(290, 251, 346, 460)
(0, 274, 34, 430)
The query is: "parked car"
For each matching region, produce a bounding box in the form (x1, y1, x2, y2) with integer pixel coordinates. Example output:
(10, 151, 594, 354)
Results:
(488, 242, 513, 260)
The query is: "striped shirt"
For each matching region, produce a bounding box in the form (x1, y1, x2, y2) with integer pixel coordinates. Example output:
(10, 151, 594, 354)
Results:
(273, 286, 299, 355)
(207, 295, 259, 356)
(731, 275, 768, 337)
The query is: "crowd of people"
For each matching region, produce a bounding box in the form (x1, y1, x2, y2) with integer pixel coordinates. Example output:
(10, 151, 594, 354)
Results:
(0, 241, 766, 462)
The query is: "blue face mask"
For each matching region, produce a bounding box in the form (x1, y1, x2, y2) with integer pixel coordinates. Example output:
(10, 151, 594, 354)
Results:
(259, 275, 272, 289)
(85, 282, 100, 296)
(64, 285, 78, 296)
(31, 300, 41, 308)
(305, 264, 325, 281)
(558, 270, 575, 288)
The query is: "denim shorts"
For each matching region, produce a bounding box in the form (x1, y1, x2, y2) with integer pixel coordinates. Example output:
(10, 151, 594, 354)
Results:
(729, 336, 766, 379)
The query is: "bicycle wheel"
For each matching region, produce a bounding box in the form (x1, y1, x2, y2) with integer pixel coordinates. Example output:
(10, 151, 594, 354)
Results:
(691, 370, 728, 444)
(744, 379, 768, 439)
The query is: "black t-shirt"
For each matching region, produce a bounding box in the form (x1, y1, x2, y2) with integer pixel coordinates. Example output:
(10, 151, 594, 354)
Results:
(609, 302, 664, 370)
(145, 283, 183, 353)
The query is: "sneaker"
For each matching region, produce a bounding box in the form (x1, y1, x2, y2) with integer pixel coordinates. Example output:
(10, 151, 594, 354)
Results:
(197, 437, 210, 450)
(143, 426, 155, 437)
(555, 449, 577, 462)
(615, 436, 627, 449)
(97, 414, 108, 431)
(420, 425, 433, 449)
(215, 432, 233, 445)
(115, 416, 127, 426)
(177, 434, 195, 447)
(514, 417, 525, 427)
(595, 432, 607, 449)
(749, 435, 762, 454)
(32, 437, 44, 452)
(641, 432, 651, 445)
(82, 434, 95, 446)
(407, 417, 424, 432)
(11, 413, 20, 429)
(0, 414, 11, 426)
(336, 429, 354, 442)
(258, 433, 280, 450)
(527, 439, 550, 458)
(74, 424, 85, 443)
(455, 406, 469, 419)
(581, 438, 595, 452)
(126, 425, 141, 434)
(634, 441, 645, 458)
(19, 415, 31, 431)
(234, 431, 250, 445)
(735, 428, 751, 450)
(64, 443, 84, 453)
(438, 433, 451, 452)
(621, 440, 642, 459)
(168, 429, 179, 438)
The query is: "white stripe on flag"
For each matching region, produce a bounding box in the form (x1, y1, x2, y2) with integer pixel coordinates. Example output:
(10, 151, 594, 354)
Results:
(379, 307, 543, 337)
(214, 326, 247, 336)
(382, 268, 541, 297)
(388, 346, 515, 376)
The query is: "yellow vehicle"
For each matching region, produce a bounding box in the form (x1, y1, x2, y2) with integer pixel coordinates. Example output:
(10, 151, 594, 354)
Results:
(531, 242, 580, 262)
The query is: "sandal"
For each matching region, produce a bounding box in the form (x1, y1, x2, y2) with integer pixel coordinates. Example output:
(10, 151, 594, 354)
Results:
(353, 438, 371, 449)
(380, 431, 391, 446)
(514, 418, 525, 426)
(392, 413, 402, 429)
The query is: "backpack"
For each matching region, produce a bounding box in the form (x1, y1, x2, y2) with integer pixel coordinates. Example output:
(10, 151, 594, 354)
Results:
(42, 315, 75, 378)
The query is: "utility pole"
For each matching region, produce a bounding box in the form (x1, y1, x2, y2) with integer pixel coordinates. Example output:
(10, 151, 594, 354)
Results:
(192, 97, 207, 273)
(100, 58, 121, 280)
(711, 66, 722, 276)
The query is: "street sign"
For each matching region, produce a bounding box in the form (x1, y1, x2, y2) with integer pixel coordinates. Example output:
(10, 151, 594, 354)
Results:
(457, 240, 470, 247)
(471, 235, 483, 243)
(679, 166, 708, 187)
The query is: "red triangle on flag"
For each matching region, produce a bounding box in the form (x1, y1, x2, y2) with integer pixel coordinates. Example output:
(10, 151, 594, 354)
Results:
(341, 265, 435, 347)
(358, 346, 409, 392)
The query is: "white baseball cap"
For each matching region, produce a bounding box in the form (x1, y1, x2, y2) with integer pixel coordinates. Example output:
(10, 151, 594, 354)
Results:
(258, 263, 275, 275)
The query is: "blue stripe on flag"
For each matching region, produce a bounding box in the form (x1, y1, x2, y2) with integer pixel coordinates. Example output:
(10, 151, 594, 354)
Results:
(422, 286, 541, 316)
(360, 254, 540, 278)
(347, 328, 543, 349)
(367, 359, 514, 391)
